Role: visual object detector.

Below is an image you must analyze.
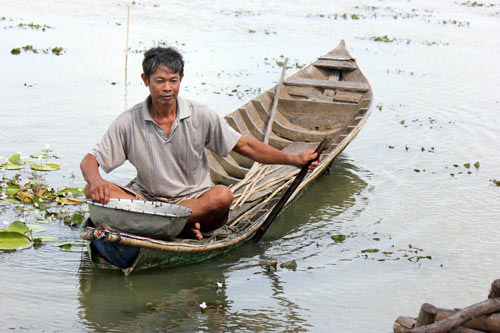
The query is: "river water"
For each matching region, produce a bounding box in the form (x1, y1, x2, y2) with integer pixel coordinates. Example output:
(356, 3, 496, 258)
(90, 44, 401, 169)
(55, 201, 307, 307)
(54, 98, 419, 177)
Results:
(1, 0, 500, 331)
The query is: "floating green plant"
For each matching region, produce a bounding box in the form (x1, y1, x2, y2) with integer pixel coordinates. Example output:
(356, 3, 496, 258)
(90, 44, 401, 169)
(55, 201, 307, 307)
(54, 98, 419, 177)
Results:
(0, 230, 32, 250)
(17, 22, 52, 31)
(331, 234, 346, 243)
(371, 35, 396, 43)
(52, 242, 85, 252)
(280, 260, 297, 270)
(9, 45, 65, 56)
(361, 248, 379, 253)
(31, 163, 60, 171)
(0, 221, 52, 251)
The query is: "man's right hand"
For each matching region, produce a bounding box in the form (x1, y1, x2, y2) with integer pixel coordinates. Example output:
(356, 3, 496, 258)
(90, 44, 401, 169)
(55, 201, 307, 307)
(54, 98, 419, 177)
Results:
(84, 179, 111, 204)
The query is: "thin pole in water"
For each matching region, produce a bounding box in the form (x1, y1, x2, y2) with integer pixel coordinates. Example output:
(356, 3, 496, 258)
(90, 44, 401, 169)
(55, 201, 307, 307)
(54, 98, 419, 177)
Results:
(124, 6, 130, 109)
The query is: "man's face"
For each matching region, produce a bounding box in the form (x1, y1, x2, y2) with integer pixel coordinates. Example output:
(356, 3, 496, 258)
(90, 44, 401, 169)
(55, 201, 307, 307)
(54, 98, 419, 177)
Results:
(142, 65, 183, 108)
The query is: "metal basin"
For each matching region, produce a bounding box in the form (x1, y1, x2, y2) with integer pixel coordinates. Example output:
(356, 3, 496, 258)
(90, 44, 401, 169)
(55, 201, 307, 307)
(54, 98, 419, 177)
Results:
(87, 199, 192, 240)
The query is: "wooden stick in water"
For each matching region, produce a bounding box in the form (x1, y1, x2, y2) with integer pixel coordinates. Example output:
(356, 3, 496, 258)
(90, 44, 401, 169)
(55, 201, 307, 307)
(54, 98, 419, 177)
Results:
(124, 6, 130, 109)
(253, 136, 331, 242)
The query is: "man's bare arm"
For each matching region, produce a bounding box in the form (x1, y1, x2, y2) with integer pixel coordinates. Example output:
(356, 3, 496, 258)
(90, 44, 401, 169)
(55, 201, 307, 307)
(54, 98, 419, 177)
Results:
(232, 136, 320, 172)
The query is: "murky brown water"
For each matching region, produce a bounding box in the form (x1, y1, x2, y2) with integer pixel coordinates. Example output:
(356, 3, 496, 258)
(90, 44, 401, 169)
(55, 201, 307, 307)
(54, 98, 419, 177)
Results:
(1, 0, 500, 331)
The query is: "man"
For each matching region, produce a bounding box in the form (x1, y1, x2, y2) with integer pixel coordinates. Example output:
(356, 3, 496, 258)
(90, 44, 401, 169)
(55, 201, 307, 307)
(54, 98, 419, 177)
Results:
(81, 46, 319, 240)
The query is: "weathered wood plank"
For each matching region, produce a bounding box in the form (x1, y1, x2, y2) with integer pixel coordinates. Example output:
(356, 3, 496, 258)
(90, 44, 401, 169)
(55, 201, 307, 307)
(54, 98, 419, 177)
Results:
(286, 85, 312, 97)
(229, 151, 254, 169)
(239, 105, 291, 149)
(284, 77, 370, 92)
(252, 100, 335, 142)
(207, 152, 240, 186)
(314, 59, 357, 70)
(318, 55, 353, 61)
(208, 150, 248, 179)
(332, 91, 364, 103)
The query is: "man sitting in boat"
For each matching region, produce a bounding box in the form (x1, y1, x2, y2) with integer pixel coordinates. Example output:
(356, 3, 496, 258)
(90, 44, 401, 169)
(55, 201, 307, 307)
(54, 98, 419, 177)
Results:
(80, 46, 319, 240)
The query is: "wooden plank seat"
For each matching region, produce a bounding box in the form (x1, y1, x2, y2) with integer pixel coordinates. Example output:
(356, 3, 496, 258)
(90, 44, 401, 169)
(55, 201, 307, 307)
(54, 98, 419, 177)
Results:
(313, 59, 357, 71)
(284, 77, 370, 92)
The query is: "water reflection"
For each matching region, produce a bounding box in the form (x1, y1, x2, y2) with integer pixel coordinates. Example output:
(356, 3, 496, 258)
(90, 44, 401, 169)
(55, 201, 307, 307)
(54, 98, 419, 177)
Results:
(78, 260, 230, 332)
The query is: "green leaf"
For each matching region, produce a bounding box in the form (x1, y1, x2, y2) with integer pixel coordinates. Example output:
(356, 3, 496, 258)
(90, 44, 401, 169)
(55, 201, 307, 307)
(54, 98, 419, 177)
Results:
(27, 224, 47, 233)
(30, 153, 50, 159)
(70, 213, 84, 225)
(56, 197, 84, 205)
(52, 242, 85, 252)
(57, 187, 85, 196)
(8, 153, 21, 165)
(331, 234, 346, 243)
(0, 230, 33, 250)
(7, 221, 31, 237)
(31, 164, 59, 171)
(361, 248, 379, 253)
(5, 185, 20, 196)
(33, 236, 57, 244)
(1, 164, 24, 170)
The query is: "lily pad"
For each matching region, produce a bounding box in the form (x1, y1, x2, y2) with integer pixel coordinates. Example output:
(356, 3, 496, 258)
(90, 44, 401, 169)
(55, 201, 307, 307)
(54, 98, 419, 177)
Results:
(52, 242, 85, 252)
(57, 187, 84, 196)
(56, 197, 84, 205)
(1, 164, 24, 170)
(70, 213, 84, 225)
(30, 153, 50, 159)
(331, 234, 346, 243)
(27, 224, 47, 233)
(361, 248, 379, 253)
(31, 163, 59, 171)
(8, 153, 21, 165)
(0, 230, 33, 250)
(5, 185, 20, 196)
(33, 236, 57, 244)
(7, 221, 31, 236)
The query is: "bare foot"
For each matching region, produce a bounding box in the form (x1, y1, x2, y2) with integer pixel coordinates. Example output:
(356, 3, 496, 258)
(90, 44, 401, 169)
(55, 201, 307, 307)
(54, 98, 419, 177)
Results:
(180, 222, 203, 240)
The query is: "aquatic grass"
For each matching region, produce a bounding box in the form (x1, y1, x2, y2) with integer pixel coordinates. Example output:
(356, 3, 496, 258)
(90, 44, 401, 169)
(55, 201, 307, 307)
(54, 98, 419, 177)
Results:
(9, 45, 65, 56)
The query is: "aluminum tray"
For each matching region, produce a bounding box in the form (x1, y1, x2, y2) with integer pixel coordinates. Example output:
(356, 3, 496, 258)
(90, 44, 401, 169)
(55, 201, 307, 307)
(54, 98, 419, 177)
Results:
(87, 199, 192, 240)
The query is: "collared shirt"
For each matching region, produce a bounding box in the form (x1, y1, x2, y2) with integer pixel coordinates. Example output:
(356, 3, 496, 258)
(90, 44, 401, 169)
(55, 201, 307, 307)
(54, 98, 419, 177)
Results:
(90, 96, 241, 198)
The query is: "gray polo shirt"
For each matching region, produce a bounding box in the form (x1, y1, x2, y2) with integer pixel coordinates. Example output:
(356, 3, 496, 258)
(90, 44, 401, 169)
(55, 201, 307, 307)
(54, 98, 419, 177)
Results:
(90, 96, 241, 198)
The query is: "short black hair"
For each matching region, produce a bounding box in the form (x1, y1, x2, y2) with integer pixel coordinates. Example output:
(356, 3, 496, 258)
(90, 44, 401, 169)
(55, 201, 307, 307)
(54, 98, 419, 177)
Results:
(142, 46, 184, 80)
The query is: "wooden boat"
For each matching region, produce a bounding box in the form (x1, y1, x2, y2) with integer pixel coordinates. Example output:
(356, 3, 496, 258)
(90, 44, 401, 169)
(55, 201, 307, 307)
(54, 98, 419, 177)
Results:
(80, 40, 373, 275)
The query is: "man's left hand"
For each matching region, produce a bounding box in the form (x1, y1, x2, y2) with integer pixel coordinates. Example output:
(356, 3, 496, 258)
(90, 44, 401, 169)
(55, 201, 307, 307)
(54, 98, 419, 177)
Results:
(296, 150, 322, 173)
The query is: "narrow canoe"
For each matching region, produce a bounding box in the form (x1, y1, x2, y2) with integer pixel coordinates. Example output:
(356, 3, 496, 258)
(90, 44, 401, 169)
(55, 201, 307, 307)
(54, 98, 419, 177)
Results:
(80, 40, 373, 275)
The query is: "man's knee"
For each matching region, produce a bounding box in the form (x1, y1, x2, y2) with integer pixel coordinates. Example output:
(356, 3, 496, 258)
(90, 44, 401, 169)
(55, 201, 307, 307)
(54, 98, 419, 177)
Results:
(211, 185, 233, 209)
